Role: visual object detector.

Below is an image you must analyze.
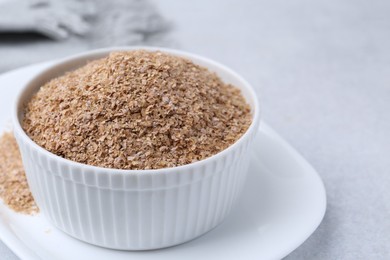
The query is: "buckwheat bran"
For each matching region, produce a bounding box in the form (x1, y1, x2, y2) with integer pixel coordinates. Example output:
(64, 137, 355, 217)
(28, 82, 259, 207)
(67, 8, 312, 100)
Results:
(0, 132, 38, 214)
(23, 50, 252, 170)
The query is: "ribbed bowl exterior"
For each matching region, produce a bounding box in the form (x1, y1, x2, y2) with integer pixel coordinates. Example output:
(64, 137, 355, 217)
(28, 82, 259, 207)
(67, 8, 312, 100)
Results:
(13, 47, 261, 250)
(15, 127, 257, 250)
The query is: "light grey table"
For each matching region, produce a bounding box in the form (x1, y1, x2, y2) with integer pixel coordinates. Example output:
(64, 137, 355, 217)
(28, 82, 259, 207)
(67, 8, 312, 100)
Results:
(1, 0, 390, 259)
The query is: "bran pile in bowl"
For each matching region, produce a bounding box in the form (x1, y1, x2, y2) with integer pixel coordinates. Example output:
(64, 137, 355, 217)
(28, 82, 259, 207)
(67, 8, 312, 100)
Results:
(22, 50, 252, 170)
(14, 48, 260, 250)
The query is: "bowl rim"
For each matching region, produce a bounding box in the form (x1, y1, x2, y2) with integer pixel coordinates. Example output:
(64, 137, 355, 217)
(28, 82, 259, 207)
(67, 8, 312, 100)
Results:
(12, 46, 261, 175)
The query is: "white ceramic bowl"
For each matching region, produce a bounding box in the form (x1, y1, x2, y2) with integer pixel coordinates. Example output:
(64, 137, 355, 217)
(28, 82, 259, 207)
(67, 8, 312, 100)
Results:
(12, 47, 261, 250)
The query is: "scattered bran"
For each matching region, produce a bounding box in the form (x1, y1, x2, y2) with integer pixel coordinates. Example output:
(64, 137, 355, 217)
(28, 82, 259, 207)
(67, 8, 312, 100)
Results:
(0, 132, 38, 214)
(23, 50, 252, 170)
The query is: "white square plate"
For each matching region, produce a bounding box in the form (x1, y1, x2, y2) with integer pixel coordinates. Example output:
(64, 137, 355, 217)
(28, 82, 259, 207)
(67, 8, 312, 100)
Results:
(0, 63, 326, 260)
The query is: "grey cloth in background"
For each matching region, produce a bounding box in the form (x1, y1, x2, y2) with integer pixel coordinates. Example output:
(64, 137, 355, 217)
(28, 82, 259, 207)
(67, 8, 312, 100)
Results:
(0, 0, 173, 72)
(0, 0, 96, 40)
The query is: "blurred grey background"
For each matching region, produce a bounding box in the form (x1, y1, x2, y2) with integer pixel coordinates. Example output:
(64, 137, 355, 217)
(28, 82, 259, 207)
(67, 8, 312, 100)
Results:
(0, 0, 389, 259)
